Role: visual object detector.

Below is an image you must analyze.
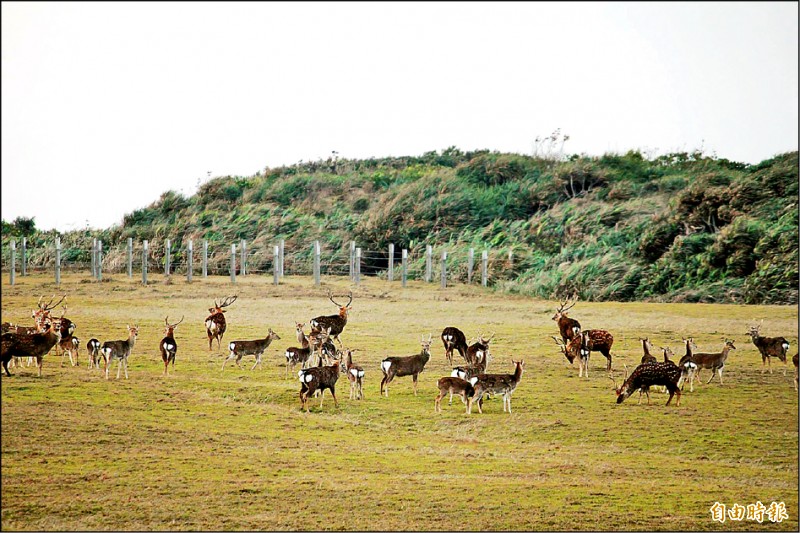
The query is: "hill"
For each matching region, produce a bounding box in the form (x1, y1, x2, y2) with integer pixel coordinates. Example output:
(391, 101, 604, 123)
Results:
(2, 147, 798, 304)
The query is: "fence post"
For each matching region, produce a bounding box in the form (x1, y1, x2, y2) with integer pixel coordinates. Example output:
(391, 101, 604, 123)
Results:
(230, 243, 236, 284)
(508, 249, 513, 269)
(187, 239, 193, 282)
(481, 250, 488, 287)
(240, 239, 247, 276)
(91, 238, 97, 279)
(401, 248, 408, 288)
(21, 237, 27, 276)
(142, 240, 148, 285)
(440, 250, 447, 289)
(468, 248, 475, 284)
(202, 239, 208, 278)
(279, 239, 285, 278)
(97, 240, 103, 281)
(355, 247, 361, 286)
(9, 240, 16, 286)
(273, 245, 279, 286)
(165, 239, 171, 277)
(313, 240, 321, 286)
(388, 243, 394, 281)
(55, 237, 61, 286)
(349, 241, 356, 281)
(425, 245, 432, 282)
(127, 238, 133, 278)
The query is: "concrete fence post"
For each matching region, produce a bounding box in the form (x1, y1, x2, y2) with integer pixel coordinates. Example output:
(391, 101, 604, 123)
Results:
(55, 237, 61, 286)
(401, 248, 408, 288)
(142, 240, 149, 285)
(187, 239, 193, 282)
(388, 243, 394, 281)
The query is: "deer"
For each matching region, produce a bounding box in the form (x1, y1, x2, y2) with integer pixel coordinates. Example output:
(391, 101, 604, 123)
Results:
(284, 323, 313, 378)
(308, 326, 337, 366)
(102, 325, 139, 380)
(380, 335, 433, 397)
(451, 341, 491, 383)
(640, 338, 657, 364)
(340, 348, 365, 400)
(159, 316, 184, 375)
(552, 332, 591, 378)
(465, 333, 494, 366)
(1, 324, 62, 377)
(552, 295, 581, 345)
(677, 337, 699, 391)
(86, 338, 103, 370)
(468, 359, 525, 414)
(441, 326, 469, 365)
(58, 333, 80, 367)
(32, 294, 66, 332)
(205, 295, 237, 351)
(609, 361, 682, 406)
(434, 376, 475, 414)
(298, 359, 341, 412)
(748, 321, 791, 375)
(575, 329, 613, 372)
(222, 328, 281, 371)
(686, 339, 736, 385)
(310, 291, 352, 347)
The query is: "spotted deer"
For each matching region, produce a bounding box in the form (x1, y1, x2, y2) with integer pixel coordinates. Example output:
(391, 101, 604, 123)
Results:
(205, 295, 237, 351)
(552, 295, 581, 345)
(576, 329, 613, 372)
(284, 323, 313, 378)
(102, 325, 139, 380)
(86, 338, 103, 369)
(609, 361, 681, 406)
(468, 359, 525, 414)
(222, 328, 281, 371)
(441, 326, 469, 365)
(340, 348, 365, 400)
(310, 292, 352, 347)
(434, 377, 475, 414)
(160, 316, 184, 375)
(380, 335, 433, 397)
(552, 332, 591, 378)
(748, 321, 791, 375)
(298, 360, 341, 412)
(1, 324, 62, 377)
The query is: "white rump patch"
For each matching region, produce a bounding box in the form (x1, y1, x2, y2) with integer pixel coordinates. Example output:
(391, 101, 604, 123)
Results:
(350, 369, 359, 377)
(304, 374, 314, 383)
(783, 342, 790, 351)
(285, 351, 292, 360)
(229, 343, 236, 351)
(469, 377, 479, 386)
(444, 335, 452, 342)
(381, 361, 392, 373)
(450, 369, 460, 378)
(163, 342, 175, 351)
(357, 370, 365, 378)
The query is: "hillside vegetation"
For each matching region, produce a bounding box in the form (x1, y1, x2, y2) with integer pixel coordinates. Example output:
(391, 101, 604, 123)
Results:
(3, 147, 798, 304)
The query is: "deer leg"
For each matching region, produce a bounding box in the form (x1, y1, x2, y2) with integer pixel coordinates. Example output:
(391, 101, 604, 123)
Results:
(3, 359, 11, 377)
(413, 374, 418, 396)
(251, 354, 261, 371)
(124, 359, 129, 380)
(36, 356, 43, 377)
(706, 368, 716, 384)
(718, 367, 724, 385)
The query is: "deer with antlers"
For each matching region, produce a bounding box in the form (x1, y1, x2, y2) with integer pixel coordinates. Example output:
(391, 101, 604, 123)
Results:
(441, 326, 469, 366)
(553, 333, 590, 378)
(1, 324, 62, 377)
(160, 316, 184, 375)
(205, 295, 237, 351)
(310, 292, 352, 347)
(32, 294, 66, 332)
(610, 361, 682, 406)
(748, 321, 791, 375)
(380, 335, 433, 397)
(552, 295, 581, 345)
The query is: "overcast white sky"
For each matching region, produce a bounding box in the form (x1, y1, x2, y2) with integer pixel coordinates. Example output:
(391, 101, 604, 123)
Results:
(2, 2, 797, 232)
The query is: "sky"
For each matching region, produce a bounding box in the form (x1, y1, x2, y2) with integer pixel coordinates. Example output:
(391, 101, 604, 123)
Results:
(2, 2, 797, 232)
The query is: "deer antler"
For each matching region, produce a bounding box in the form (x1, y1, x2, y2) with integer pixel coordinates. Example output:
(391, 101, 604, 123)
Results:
(219, 295, 238, 308)
(165, 315, 184, 327)
(59, 304, 68, 319)
(608, 371, 619, 391)
(552, 335, 566, 348)
(345, 291, 353, 307)
(39, 294, 67, 312)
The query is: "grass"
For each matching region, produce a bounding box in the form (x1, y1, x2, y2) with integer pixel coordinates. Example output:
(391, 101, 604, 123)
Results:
(1, 273, 797, 531)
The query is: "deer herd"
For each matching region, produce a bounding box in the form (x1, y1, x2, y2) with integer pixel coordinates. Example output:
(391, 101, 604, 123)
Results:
(1, 292, 797, 414)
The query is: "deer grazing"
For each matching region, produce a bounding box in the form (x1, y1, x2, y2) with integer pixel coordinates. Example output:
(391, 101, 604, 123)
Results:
(380, 335, 433, 397)
(86, 338, 103, 369)
(205, 295, 237, 351)
(466, 333, 493, 366)
(552, 295, 581, 344)
(222, 328, 281, 371)
(102, 325, 139, 380)
(340, 348, 365, 400)
(577, 329, 613, 372)
(748, 321, 791, 375)
(553, 332, 591, 378)
(1, 324, 61, 377)
(310, 292, 353, 347)
(159, 316, 184, 375)
(687, 339, 736, 385)
(609, 361, 682, 406)
(298, 359, 341, 412)
(434, 377, 475, 414)
(468, 359, 525, 414)
(441, 326, 469, 365)
(284, 323, 313, 378)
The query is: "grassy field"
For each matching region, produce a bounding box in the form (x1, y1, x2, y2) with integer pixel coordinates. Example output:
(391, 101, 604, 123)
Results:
(1, 272, 797, 531)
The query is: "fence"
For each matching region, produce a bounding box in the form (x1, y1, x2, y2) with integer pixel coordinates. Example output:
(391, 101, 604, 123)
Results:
(1, 237, 500, 288)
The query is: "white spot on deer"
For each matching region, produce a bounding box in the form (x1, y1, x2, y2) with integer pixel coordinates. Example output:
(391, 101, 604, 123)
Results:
(783, 342, 790, 352)
(350, 368, 359, 378)
(476, 350, 484, 360)
(381, 360, 392, 373)
(229, 342, 236, 352)
(285, 351, 292, 360)
(572, 326, 580, 336)
(450, 369, 460, 378)
(163, 342, 175, 351)
(444, 335, 452, 342)
(357, 370, 365, 378)
(304, 374, 314, 383)
(469, 377, 479, 386)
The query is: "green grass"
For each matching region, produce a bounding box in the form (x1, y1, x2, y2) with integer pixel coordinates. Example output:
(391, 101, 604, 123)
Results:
(1, 273, 797, 531)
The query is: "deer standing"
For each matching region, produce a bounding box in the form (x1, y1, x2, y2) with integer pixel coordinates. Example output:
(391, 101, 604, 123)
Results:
(380, 335, 433, 397)
(102, 325, 139, 380)
(284, 323, 313, 378)
(86, 338, 103, 370)
(1, 324, 61, 377)
(310, 291, 352, 347)
(552, 295, 581, 345)
(434, 377, 475, 414)
(748, 321, 791, 375)
(553, 333, 591, 378)
(677, 338, 699, 391)
(222, 329, 281, 371)
(441, 326, 469, 365)
(574, 329, 613, 372)
(468, 359, 525, 414)
(340, 349, 365, 400)
(298, 360, 340, 412)
(465, 333, 493, 366)
(205, 295, 237, 351)
(159, 316, 184, 375)
(686, 339, 736, 385)
(610, 361, 682, 406)
(640, 338, 657, 364)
